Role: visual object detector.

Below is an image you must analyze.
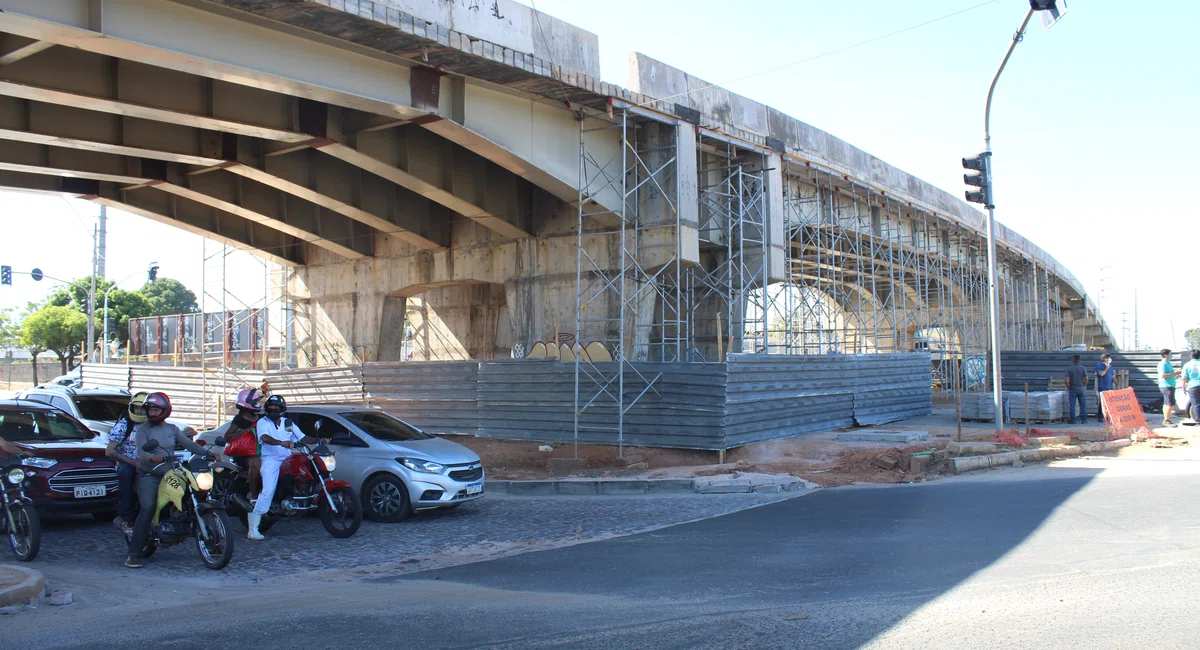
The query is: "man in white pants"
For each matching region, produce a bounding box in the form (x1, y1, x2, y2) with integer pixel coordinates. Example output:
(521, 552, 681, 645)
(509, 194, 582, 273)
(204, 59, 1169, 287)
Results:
(248, 395, 323, 541)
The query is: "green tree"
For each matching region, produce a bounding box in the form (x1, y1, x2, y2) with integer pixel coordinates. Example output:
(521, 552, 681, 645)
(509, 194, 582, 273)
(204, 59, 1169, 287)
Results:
(1187, 327, 1200, 351)
(104, 288, 153, 346)
(20, 306, 87, 374)
(0, 308, 19, 350)
(46, 275, 114, 313)
(141, 278, 199, 316)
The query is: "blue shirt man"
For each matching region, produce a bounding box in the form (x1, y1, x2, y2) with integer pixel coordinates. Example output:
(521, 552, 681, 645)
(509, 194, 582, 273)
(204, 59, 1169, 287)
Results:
(1095, 354, 1115, 392)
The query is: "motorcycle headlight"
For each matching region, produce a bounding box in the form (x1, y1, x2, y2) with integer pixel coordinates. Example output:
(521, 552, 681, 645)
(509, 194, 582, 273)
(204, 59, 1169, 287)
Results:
(6, 468, 25, 485)
(318, 455, 336, 473)
(194, 471, 214, 492)
(399, 458, 445, 474)
(21, 457, 56, 469)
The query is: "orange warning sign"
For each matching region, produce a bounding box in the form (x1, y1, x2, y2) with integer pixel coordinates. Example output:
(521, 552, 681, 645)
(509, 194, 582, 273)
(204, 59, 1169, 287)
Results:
(1101, 388, 1146, 438)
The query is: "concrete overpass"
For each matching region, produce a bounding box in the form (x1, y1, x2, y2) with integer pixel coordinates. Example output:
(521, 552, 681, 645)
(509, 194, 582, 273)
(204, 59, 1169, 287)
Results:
(0, 0, 1114, 388)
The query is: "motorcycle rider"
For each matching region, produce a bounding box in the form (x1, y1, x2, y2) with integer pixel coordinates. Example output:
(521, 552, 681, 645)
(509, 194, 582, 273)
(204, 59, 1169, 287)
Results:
(212, 387, 265, 500)
(248, 395, 324, 541)
(105, 391, 150, 533)
(125, 392, 223, 569)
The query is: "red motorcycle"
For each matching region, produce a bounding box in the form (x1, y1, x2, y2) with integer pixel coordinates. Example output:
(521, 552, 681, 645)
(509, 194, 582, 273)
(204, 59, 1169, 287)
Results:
(212, 438, 361, 538)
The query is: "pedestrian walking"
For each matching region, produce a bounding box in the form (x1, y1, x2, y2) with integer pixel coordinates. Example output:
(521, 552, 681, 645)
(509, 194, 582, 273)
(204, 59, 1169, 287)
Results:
(1094, 353, 1115, 421)
(1157, 348, 1182, 427)
(1065, 354, 1089, 424)
(1182, 350, 1200, 424)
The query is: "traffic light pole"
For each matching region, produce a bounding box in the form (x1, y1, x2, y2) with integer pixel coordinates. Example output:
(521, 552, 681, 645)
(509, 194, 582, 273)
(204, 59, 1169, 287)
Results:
(982, 6, 1036, 431)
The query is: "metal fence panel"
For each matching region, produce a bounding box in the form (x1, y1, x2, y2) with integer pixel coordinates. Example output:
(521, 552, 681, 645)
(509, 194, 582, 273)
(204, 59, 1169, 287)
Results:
(267, 366, 363, 405)
(80, 364, 131, 391)
(362, 361, 479, 435)
(1001, 351, 1170, 406)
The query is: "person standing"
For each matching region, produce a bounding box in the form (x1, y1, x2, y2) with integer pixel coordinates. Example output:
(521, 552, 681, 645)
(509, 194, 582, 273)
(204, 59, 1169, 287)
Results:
(1094, 353, 1115, 421)
(1065, 354, 1089, 424)
(1157, 348, 1182, 427)
(1182, 350, 1200, 424)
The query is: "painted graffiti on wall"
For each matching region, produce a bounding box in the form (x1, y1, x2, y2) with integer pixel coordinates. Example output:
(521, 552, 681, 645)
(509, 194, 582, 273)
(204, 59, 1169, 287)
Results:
(520, 333, 613, 362)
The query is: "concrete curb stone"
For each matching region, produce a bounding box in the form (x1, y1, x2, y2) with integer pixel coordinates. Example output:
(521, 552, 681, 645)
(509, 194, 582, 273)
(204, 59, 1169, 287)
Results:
(486, 476, 818, 495)
(0, 564, 45, 609)
(950, 439, 1132, 474)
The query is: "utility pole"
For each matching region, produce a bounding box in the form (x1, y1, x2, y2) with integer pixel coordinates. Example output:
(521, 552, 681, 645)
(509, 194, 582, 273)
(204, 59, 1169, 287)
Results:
(88, 224, 97, 364)
(97, 204, 107, 278)
(1133, 289, 1139, 350)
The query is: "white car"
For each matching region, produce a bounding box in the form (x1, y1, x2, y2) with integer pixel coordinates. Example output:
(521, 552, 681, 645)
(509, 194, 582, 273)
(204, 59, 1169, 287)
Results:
(197, 405, 484, 522)
(15, 386, 191, 437)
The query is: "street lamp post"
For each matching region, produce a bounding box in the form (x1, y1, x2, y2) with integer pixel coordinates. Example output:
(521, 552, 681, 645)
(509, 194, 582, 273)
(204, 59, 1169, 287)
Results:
(967, 1, 1063, 431)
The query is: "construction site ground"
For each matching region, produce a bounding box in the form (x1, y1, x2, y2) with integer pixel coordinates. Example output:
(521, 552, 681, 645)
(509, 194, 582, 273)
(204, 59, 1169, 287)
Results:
(455, 397, 1193, 487)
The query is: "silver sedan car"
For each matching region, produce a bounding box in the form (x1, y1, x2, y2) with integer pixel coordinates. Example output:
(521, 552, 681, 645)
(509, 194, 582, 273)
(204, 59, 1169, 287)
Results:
(198, 405, 484, 522)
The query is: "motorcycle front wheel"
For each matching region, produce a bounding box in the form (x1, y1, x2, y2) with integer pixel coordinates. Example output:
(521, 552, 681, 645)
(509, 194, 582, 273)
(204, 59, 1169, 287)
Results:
(7, 503, 40, 562)
(319, 487, 362, 538)
(196, 509, 235, 570)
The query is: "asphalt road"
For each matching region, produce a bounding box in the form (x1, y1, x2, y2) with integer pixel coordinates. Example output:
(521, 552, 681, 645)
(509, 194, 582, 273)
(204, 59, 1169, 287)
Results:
(8, 458, 1199, 649)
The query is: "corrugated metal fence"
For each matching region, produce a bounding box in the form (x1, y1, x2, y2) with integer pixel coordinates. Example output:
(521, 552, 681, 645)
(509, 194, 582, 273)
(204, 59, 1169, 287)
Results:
(82, 352, 933, 450)
(724, 353, 933, 447)
(1001, 351, 1173, 405)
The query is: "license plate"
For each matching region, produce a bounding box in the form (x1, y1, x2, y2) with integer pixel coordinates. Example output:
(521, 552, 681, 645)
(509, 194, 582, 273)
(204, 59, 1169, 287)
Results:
(466, 482, 483, 495)
(74, 484, 107, 498)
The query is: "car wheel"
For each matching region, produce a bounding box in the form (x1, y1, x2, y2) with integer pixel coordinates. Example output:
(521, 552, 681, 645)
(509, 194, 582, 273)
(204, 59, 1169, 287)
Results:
(364, 474, 411, 523)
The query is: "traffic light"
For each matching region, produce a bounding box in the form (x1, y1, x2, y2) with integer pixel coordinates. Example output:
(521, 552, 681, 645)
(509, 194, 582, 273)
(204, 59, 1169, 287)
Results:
(962, 152, 992, 207)
(0, 265, 10, 286)
(148, 263, 159, 282)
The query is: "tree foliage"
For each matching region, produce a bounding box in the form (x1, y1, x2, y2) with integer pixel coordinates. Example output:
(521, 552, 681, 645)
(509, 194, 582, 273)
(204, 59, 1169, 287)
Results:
(141, 278, 199, 316)
(20, 305, 87, 373)
(1186, 327, 1200, 351)
(0, 308, 19, 350)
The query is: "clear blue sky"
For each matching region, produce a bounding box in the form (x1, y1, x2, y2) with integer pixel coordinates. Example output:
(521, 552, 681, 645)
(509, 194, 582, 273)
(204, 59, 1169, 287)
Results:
(2, 0, 1196, 349)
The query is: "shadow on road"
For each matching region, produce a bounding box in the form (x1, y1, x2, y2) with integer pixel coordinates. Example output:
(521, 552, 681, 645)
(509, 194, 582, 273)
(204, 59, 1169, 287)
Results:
(386, 470, 1104, 648)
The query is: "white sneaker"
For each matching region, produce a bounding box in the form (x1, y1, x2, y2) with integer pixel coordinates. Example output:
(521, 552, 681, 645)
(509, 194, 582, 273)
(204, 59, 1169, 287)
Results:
(246, 513, 265, 541)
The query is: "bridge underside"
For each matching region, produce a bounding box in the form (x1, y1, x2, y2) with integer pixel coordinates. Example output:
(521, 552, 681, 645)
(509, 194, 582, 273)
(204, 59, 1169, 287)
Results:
(0, 0, 1112, 384)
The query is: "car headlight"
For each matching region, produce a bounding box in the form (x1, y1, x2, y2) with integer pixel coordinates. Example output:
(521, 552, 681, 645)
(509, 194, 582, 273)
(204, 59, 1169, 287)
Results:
(194, 471, 214, 492)
(21, 457, 56, 469)
(6, 468, 25, 485)
(399, 458, 445, 474)
(318, 455, 336, 473)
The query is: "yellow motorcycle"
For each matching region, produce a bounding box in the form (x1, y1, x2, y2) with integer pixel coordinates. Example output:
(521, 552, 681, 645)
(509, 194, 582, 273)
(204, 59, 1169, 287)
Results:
(126, 440, 234, 570)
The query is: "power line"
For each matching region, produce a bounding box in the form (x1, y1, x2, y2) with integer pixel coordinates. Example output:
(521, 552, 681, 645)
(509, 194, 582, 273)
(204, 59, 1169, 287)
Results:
(637, 0, 1002, 108)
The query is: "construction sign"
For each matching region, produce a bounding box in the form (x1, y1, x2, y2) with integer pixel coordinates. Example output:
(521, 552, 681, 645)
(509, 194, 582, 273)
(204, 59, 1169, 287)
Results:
(1100, 388, 1146, 438)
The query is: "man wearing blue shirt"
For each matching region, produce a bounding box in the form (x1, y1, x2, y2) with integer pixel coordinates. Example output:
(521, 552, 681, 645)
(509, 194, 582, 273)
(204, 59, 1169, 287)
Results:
(1182, 350, 1200, 424)
(1158, 348, 1181, 427)
(1094, 353, 1114, 421)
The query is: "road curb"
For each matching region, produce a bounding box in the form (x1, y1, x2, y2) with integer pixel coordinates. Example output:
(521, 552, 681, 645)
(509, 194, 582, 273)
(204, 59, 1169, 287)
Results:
(486, 476, 817, 495)
(0, 564, 45, 609)
(487, 479, 696, 495)
(950, 439, 1132, 474)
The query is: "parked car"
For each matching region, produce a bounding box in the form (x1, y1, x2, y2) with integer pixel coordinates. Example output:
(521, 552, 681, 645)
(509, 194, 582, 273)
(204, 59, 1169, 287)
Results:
(40, 367, 82, 389)
(16, 386, 190, 436)
(0, 400, 120, 518)
(198, 405, 484, 522)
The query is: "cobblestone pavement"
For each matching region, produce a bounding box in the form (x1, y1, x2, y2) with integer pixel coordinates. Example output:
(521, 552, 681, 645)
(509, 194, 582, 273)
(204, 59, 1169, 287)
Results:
(29, 492, 796, 585)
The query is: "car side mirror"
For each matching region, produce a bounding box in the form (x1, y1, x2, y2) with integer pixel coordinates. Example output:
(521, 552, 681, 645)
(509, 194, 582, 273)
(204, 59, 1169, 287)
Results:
(214, 436, 227, 446)
(142, 439, 161, 452)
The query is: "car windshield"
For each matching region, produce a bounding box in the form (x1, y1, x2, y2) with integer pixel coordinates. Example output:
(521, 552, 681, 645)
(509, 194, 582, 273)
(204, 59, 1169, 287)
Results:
(74, 396, 129, 421)
(0, 409, 95, 442)
(339, 411, 432, 441)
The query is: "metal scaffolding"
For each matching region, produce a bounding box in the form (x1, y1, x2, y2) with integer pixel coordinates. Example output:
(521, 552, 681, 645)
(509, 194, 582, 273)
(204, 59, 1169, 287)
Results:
(572, 113, 1071, 448)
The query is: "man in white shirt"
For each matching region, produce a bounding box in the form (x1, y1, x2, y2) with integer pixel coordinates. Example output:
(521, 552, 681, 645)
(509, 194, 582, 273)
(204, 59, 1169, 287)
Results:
(247, 395, 324, 540)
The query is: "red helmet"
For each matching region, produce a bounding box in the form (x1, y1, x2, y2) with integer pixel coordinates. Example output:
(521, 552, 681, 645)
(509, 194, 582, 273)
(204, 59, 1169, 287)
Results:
(235, 387, 264, 413)
(144, 392, 172, 423)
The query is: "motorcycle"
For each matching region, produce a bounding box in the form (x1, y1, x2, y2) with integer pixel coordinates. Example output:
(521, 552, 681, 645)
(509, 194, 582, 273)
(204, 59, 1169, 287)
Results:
(125, 440, 235, 570)
(0, 454, 40, 562)
(213, 437, 361, 538)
